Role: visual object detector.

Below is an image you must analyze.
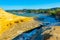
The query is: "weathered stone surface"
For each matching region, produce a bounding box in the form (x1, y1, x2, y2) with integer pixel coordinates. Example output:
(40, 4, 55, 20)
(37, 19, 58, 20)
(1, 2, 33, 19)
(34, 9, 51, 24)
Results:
(0, 8, 41, 40)
(42, 26, 60, 40)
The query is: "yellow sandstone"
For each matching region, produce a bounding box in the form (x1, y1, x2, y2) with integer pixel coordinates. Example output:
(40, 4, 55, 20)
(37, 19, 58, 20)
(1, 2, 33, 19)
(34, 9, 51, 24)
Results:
(43, 26, 60, 40)
(0, 8, 40, 40)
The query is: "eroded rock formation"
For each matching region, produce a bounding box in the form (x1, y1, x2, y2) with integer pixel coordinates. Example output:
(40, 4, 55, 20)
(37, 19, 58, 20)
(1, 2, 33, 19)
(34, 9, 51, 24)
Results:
(42, 26, 60, 40)
(0, 8, 41, 40)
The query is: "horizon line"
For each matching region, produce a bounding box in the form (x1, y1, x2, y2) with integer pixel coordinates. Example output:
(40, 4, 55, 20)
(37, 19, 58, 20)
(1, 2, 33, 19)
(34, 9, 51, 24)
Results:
(4, 7, 60, 10)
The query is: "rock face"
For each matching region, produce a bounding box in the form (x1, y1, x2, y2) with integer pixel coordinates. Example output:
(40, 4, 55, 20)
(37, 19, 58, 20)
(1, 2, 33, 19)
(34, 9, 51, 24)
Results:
(0, 8, 41, 40)
(42, 26, 60, 40)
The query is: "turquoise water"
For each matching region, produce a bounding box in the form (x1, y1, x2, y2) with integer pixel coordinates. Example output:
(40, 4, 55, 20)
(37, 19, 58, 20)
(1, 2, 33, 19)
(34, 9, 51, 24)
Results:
(13, 13, 59, 40)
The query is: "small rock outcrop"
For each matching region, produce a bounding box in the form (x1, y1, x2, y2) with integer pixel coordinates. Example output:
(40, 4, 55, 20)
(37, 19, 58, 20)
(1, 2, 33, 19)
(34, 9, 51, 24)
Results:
(42, 26, 60, 40)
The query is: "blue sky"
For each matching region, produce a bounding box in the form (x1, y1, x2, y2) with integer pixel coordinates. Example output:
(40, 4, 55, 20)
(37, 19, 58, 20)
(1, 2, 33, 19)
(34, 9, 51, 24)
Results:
(0, 0, 60, 10)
